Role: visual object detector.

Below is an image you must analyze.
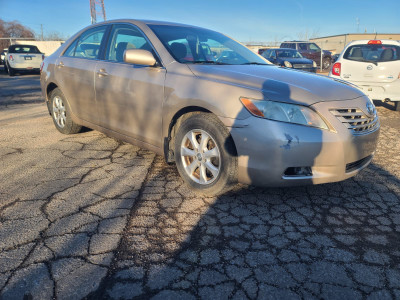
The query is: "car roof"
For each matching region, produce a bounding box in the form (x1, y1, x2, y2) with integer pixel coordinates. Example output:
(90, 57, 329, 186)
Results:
(95, 19, 202, 28)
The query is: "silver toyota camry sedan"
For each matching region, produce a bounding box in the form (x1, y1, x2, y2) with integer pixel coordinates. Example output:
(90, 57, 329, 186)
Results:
(40, 19, 380, 195)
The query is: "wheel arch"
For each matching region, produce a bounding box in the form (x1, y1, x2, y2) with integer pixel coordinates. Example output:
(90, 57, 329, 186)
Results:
(163, 106, 238, 163)
(46, 82, 59, 102)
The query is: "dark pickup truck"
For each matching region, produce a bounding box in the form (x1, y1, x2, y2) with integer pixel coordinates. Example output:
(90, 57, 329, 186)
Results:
(280, 41, 332, 70)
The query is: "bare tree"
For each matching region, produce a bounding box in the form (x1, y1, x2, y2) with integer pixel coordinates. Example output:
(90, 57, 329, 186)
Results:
(44, 31, 68, 41)
(296, 28, 320, 41)
(0, 19, 35, 50)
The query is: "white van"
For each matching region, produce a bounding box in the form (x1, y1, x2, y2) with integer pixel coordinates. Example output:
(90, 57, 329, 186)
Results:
(329, 40, 400, 111)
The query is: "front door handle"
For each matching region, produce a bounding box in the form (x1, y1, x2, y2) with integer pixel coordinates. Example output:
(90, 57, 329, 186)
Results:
(97, 69, 108, 77)
(57, 61, 64, 68)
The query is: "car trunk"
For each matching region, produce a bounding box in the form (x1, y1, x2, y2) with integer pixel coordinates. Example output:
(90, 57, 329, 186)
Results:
(341, 59, 400, 83)
(12, 53, 42, 67)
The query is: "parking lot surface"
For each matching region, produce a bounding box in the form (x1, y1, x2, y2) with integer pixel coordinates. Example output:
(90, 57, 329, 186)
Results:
(0, 72, 400, 299)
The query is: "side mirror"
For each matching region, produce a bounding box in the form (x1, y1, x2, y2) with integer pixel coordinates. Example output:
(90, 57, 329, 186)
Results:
(124, 49, 157, 66)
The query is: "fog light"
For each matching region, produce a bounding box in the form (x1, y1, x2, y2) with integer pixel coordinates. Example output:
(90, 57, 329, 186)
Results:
(284, 167, 312, 177)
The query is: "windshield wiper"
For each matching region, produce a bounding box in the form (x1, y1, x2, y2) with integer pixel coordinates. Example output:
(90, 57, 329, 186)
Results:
(364, 59, 378, 66)
(351, 58, 378, 66)
(240, 62, 269, 65)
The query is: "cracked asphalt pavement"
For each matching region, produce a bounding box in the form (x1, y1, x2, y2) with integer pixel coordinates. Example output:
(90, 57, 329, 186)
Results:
(0, 71, 400, 299)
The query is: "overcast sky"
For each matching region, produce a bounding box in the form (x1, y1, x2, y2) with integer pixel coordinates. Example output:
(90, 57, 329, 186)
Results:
(1, 0, 399, 42)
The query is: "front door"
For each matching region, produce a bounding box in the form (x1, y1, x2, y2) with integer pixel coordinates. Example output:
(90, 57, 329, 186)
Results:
(94, 24, 166, 148)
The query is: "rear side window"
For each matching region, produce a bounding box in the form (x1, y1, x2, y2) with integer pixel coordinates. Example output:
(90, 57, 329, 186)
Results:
(344, 44, 400, 62)
(64, 39, 79, 57)
(9, 45, 41, 53)
(64, 26, 107, 59)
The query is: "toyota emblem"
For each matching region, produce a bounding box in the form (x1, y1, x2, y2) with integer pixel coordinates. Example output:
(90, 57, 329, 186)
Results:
(367, 65, 373, 70)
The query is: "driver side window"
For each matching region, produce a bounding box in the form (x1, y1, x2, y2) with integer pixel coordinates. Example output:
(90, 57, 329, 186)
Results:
(106, 24, 152, 62)
(309, 43, 320, 52)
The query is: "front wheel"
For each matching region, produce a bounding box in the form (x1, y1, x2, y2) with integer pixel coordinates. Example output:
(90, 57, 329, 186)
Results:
(174, 113, 237, 196)
(50, 88, 82, 134)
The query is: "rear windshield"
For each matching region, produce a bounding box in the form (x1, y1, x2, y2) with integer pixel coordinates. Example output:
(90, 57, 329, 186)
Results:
(343, 44, 400, 63)
(8, 45, 41, 54)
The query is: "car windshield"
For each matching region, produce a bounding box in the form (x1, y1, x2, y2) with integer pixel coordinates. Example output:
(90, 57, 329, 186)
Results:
(9, 45, 41, 54)
(149, 24, 269, 65)
(276, 49, 303, 58)
(344, 44, 400, 63)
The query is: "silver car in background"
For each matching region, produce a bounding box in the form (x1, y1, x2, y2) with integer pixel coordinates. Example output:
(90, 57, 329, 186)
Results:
(40, 19, 380, 195)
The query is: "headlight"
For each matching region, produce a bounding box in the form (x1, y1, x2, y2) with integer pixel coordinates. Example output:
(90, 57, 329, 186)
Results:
(284, 61, 292, 68)
(313, 61, 317, 68)
(240, 97, 329, 130)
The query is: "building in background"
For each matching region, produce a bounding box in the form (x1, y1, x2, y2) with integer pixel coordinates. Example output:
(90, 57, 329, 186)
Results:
(310, 33, 400, 54)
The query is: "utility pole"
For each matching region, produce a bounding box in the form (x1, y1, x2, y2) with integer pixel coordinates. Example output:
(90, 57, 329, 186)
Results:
(41, 24, 44, 41)
(356, 18, 360, 33)
(90, 0, 106, 24)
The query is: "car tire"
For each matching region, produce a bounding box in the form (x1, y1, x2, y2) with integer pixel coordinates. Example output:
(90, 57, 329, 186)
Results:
(50, 88, 82, 134)
(174, 113, 237, 196)
(7, 63, 15, 76)
(323, 58, 331, 70)
(395, 101, 400, 112)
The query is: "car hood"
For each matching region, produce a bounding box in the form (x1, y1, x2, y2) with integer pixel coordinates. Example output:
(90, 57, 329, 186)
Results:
(277, 58, 313, 65)
(187, 64, 364, 105)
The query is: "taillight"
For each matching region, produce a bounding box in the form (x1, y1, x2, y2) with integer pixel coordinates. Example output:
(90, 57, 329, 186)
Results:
(368, 40, 382, 45)
(9, 55, 14, 61)
(42, 54, 45, 60)
(40, 62, 44, 73)
(332, 62, 341, 76)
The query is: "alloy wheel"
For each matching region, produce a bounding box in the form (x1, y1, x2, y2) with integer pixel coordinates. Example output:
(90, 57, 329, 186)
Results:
(180, 129, 221, 185)
(52, 96, 66, 128)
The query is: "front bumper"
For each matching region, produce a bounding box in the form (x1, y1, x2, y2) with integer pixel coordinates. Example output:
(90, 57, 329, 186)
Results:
(230, 97, 380, 187)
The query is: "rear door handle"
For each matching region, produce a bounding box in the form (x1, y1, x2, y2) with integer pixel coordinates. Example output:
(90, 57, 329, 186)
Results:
(97, 69, 108, 77)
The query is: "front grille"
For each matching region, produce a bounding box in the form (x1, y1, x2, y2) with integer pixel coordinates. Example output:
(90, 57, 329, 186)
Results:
(293, 64, 312, 69)
(346, 155, 372, 172)
(330, 108, 379, 134)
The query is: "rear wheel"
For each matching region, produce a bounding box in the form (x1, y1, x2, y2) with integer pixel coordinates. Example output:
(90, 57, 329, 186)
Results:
(395, 101, 400, 112)
(174, 113, 237, 195)
(50, 88, 82, 134)
(7, 63, 15, 76)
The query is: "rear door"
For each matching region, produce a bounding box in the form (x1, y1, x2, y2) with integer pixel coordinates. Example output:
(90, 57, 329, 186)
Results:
(340, 43, 400, 84)
(54, 25, 108, 124)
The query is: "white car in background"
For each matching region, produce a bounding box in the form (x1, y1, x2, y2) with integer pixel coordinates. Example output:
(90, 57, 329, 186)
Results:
(329, 40, 400, 111)
(5, 44, 44, 76)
